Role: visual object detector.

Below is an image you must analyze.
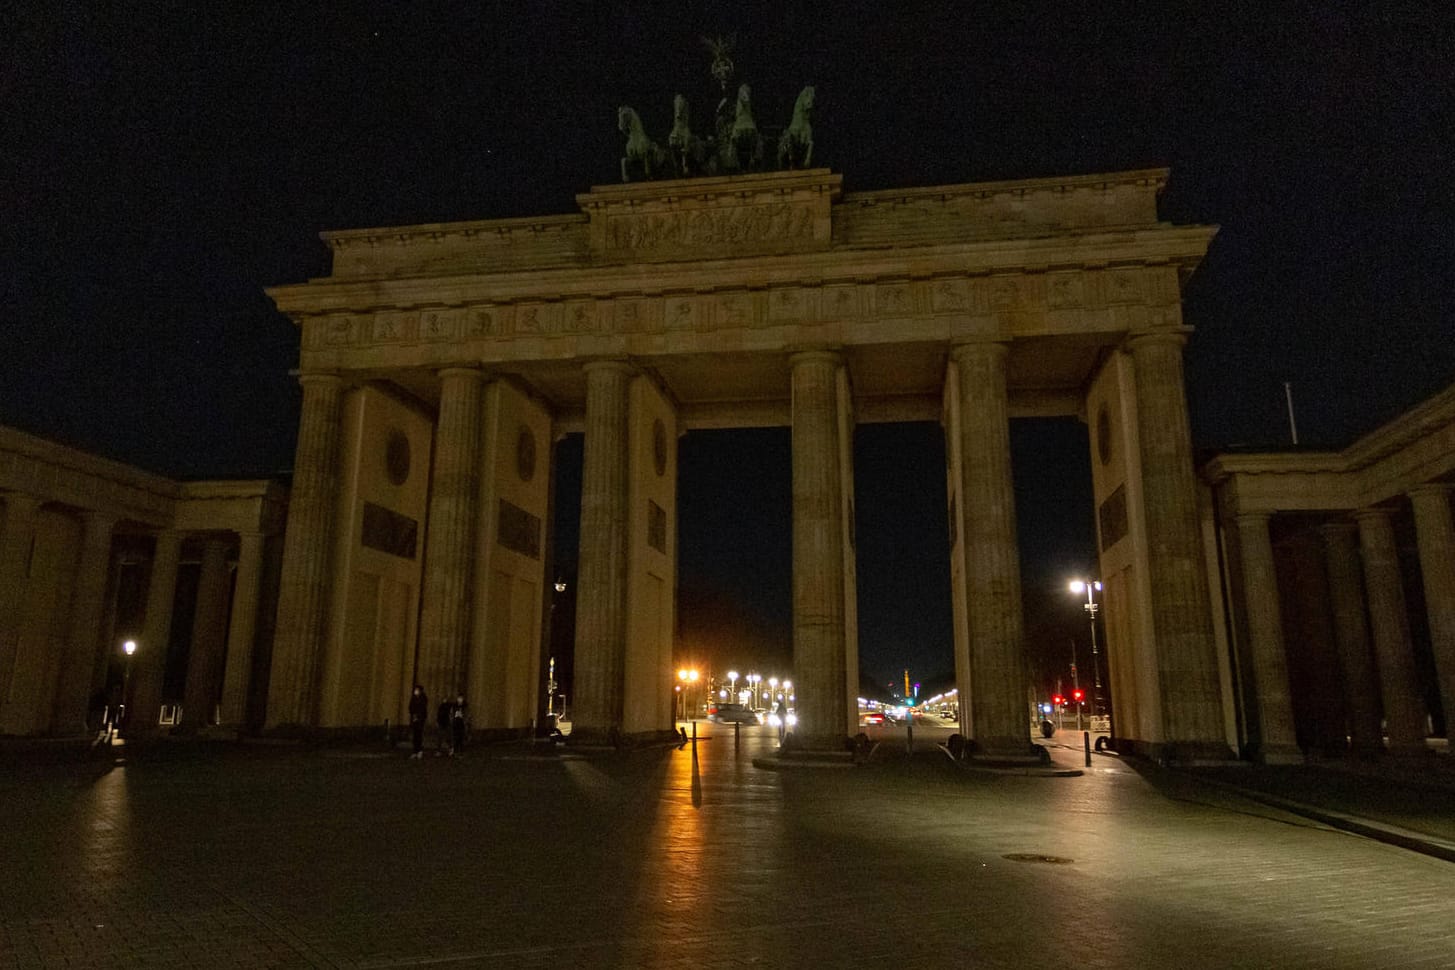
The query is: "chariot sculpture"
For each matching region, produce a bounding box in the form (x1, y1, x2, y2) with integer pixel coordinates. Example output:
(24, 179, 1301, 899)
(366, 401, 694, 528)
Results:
(616, 40, 818, 182)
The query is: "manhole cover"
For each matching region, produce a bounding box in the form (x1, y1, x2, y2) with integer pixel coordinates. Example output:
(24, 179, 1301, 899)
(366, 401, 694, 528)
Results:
(1002, 853, 1074, 865)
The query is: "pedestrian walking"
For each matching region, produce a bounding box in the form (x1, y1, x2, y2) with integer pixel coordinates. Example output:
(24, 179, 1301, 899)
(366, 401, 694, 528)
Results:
(451, 692, 469, 754)
(408, 684, 428, 759)
(436, 696, 453, 755)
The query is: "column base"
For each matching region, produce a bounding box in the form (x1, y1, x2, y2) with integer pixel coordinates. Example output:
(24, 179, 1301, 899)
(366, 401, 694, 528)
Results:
(565, 726, 681, 749)
(782, 731, 855, 754)
(961, 736, 1048, 767)
(1148, 739, 1240, 766)
(1254, 743, 1306, 766)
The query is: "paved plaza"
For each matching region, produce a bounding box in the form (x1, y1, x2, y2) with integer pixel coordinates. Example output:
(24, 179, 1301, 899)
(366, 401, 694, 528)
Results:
(3, 725, 1455, 969)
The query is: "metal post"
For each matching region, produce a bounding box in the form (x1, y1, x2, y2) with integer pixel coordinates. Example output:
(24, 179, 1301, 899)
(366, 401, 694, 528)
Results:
(1084, 730, 1091, 767)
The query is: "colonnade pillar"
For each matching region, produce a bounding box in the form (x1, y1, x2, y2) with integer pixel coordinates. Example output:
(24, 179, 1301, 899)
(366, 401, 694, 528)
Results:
(572, 361, 634, 741)
(948, 342, 1034, 759)
(1408, 485, 1455, 738)
(1127, 330, 1226, 756)
(181, 538, 232, 729)
(128, 529, 182, 734)
(1233, 513, 1298, 759)
(0, 494, 43, 718)
(218, 531, 267, 727)
(53, 511, 118, 734)
(417, 367, 485, 697)
(266, 373, 345, 729)
(790, 351, 853, 750)
(1355, 508, 1427, 754)
(1319, 522, 1384, 755)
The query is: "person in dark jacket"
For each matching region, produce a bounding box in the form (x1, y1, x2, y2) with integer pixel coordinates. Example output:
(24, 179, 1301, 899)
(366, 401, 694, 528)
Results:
(408, 684, 428, 759)
(436, 697, 453, 755)
(450, 693, 469, 755)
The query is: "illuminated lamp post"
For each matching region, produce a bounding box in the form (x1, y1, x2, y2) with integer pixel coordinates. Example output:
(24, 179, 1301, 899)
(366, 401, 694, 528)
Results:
(120, 639, 137, 734)
(1069, 579, 1106, 728)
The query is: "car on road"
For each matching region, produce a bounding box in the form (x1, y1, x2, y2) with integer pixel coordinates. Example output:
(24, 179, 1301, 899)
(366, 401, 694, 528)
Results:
(860, 710, 885, 726)
(712, 703, 761, 724)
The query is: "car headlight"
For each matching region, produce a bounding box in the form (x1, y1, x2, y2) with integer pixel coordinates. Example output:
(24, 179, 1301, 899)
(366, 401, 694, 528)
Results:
(786, 713, 797, 726)
(768, 713, 782, 726)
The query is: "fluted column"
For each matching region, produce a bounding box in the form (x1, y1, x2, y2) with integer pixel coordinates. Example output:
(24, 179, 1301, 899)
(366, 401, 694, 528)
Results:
(0, 495, 44, 725)
(128, 530, 182, 735)
(1355, 508, 1427, 754)
(218, 531, 266, 727)
(181, 538, 231, 729)
(1409, 484, 1455, 740)
(1319, 522, 1383, 756)
(951, 342, 1032, 759)
(1234, 513, 1298, 758)
(572, 361, 634, 740)
(417, 367, 485, 697)
(53, 511, 118, 734)
(791, 351, 850, 750)
(266, 373, 345, 729)
(1127, 330, 1225, 755)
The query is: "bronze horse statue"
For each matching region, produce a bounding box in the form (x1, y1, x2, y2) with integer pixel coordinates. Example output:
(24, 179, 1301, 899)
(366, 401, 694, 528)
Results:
(778, 86, 815, 169)
(619, 106, 667, 182)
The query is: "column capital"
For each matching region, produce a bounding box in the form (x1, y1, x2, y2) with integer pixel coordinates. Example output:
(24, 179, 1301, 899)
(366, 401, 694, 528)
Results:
(582, 358, 637, 378)
(1125, 326, 1194, 352)
(1353, 506, 1396, 526)
(789, 348, 844, 369)
(1408, 482, 1452, 501)
(297, 371, 344, 390)
(949, 340, 1009, 364)
(437, 365, 486, 384)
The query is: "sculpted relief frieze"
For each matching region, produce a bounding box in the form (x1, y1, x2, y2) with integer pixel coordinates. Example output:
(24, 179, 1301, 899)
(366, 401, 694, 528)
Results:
(302, 266, 1181, 351)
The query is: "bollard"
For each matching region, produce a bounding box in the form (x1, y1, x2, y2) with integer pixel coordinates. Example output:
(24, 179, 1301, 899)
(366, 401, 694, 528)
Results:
(1083, 730, 1091, 767)
(906, 715, 914, 755)
(734, 720, 740, 752)
(692, 720, 697, 740)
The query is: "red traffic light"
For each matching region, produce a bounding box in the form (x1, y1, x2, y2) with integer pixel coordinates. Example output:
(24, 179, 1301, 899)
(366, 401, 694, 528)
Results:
(1052, 694, 1065, 706)
(1072, 689, 1085, 703)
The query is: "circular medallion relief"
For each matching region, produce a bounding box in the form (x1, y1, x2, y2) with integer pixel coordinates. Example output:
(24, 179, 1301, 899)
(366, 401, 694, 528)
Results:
(652, 419, 667, 477)
(385, 430, 411, 485)
(516, 426, 536, 482)
(1096, 405, 1114, 467)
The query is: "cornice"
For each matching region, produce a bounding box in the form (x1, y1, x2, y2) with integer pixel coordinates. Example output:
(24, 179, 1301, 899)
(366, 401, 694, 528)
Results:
(268, 225, 1216, 318)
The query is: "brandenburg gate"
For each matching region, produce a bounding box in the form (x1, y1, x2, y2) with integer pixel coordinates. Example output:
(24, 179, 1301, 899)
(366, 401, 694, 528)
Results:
(264, 166, 1229, 762)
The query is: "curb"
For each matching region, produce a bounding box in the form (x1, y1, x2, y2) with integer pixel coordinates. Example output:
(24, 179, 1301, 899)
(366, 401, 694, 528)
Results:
(1186, 773, 1455, 864)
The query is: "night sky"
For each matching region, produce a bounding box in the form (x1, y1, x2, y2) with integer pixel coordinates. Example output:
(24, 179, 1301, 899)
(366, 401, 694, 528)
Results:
(6, 4, 1453, 693)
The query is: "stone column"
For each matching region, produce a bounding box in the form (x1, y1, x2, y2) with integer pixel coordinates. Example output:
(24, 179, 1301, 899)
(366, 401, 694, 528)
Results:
(950, 342, 1034, 760)
(1127, 330, 1225, 756)
(0, 494, 43, 727)
(1409, 485, 1455, 740)
(181, 538, 232, 729)
(1233, 513, 1299, 759)
(53, 511, 118, 734)
(1319, 522, 1383, 756)
(1355, 508, 1427, 754)
(571, 361, 634, 741)
(791, 351, 850, 750)
(128, 530, 182, 735)
(266, 373, 345, 729)
(218, 531, 266, 728)
(417, 367, 485, 698)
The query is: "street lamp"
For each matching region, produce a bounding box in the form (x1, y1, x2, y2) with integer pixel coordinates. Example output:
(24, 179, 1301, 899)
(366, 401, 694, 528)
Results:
(727, 670, 738, 704)
(120, 639, 137, 733)
(1069, 580, 1104, 719)
(677, 668, 699, 719)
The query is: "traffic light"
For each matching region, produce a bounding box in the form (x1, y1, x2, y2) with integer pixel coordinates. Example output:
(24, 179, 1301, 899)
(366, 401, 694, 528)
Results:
(1072, 689, 1085, 704)
(1052, 694, 1065, 707)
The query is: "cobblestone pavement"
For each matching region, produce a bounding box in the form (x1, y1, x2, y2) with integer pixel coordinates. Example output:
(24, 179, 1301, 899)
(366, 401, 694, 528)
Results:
(3, 725, 1454, 969)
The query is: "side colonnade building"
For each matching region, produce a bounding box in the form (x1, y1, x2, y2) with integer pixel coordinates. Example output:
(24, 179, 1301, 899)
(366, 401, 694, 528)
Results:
(263, 167, 1234, 762)
(0, 426, 286, 736)
(1205, 383, 1455, 761)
